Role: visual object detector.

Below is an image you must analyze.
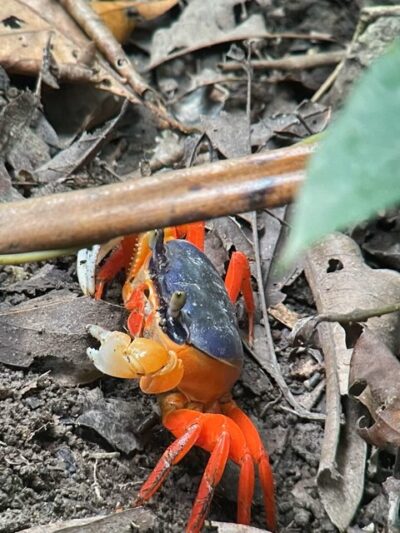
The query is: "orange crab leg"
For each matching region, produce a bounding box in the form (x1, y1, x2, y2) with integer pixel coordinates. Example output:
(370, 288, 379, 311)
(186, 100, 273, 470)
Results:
(224, 251, 255, 343)
(94, 235, 137, 299)
(237, 451, 254, 525)
(124, 283, 147, 336)
(136, 405, 255, 533)
(168, 410, 255, 531)
(136, 422, 202, 503)
(187, 430, 230, 532)
(222, 401, 276, 532)
(176, 221, 205, 251)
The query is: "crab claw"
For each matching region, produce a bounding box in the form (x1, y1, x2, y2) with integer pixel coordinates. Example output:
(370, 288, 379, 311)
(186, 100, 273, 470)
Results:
(86, 324, 184, 392)
(77, 245, 101, 296)
(77, 238, 123, 298)
(135, 405, 276, 533)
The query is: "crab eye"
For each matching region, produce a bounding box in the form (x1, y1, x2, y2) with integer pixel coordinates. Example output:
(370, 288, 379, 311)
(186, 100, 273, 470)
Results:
(168, 291, 187, 318)
(149, 228, 165, 255)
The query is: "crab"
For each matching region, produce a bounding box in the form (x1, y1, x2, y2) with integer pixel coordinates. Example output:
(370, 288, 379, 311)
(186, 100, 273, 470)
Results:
(77, 222, 276, 532)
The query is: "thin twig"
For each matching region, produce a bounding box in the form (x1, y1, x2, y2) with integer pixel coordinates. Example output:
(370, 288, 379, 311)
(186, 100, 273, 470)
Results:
(394, 450, 400, 480)
(148, 31, 335, 70)
(61, 0, 148, 96)
(92, 458, 103, 502)
(60, 0, 188, 132)
(264, 209, 291, 228)
(312, 59, 345, 102)
(315, 302, 400, 325)
(241, 42, 324, 422)
(89, 452, 120, 460)
(220, 50, 344, 72)
(312, 47, 349, 102)
(291, 302, 400, 346)
(249, 220, 324, 421)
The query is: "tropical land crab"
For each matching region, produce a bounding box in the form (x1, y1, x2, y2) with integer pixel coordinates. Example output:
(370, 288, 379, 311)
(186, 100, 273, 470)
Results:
(78, 222, 276, 532)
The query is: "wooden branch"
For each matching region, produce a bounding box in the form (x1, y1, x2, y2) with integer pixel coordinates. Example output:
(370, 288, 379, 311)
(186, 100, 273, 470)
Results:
(0, 142, 315, 254)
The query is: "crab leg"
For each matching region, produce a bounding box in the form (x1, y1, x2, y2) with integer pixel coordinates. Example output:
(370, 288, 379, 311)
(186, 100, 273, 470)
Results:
(124, 284, 147, 336)
(222, 401, 276, 532)
(136, 423, 202, 503)
(136, 401, 255, 533)
(175, 221, 205, 251)
(93, 235, 137, 299)
(224, 251, 255, 343)
(187, 430, 230, 532)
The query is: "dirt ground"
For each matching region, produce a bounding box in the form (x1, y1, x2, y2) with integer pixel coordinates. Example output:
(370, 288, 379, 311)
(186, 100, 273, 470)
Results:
(0, 1, 397, 532)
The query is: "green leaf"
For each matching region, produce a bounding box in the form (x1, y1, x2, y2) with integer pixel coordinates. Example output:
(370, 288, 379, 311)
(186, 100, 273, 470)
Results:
(284, 39, 400, 262)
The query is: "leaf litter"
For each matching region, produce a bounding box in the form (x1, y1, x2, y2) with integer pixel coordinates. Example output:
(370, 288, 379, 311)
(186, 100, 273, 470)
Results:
(0, 1, 399, 532)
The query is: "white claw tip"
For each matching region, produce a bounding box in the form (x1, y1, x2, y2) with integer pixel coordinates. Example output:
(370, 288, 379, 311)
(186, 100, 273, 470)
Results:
(87, 347, 99, 361)
(77, 245, 100, 296)
(86, 324, 110, 342)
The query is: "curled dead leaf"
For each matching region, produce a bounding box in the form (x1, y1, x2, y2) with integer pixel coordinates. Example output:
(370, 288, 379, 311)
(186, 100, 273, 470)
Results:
(0, 1, 140, 103)
(350, 327, 400, 449)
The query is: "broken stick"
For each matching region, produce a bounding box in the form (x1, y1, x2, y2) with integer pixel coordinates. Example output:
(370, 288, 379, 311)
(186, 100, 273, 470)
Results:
(0, 142, 315, 254)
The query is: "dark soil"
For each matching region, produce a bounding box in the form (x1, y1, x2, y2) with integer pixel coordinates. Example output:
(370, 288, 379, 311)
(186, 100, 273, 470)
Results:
(0, 1, 392, 532)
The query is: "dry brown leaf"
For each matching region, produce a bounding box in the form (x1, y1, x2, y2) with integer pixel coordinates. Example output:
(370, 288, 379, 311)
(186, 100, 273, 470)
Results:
(304, 232, 400, 531)
(34, 100, 128, 185)
(1, 264, 73, 294)
(268, 302, 300, 330)
(77, 390, 143, 454)
(91, 0, 178, 43)
(149, 0, 267, 69)
(349, 327, 400, 449)
(306, 233, 400, 395)
(19, 508, 157, 533)
(209, 217, 254, 260)
(361, 214, 400, 271)
(0, 90, 53, 175)
(200, 111, 250, 158)
(0, 289, 124, 385)
(0, 0, 140, 103)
